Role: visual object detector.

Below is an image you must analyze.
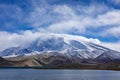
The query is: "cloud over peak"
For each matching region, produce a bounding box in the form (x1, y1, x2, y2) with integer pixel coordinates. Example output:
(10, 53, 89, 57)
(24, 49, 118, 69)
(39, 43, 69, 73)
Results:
(0, 0, 120, 51)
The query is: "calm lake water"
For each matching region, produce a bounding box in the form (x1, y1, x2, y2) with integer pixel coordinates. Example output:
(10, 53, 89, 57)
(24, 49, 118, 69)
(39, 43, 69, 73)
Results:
(0, 69, 120, 80)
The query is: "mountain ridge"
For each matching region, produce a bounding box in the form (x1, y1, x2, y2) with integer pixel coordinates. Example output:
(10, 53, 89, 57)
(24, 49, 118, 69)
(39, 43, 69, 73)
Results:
(0, 33, 120, 69)
(0, 33, 120, 60)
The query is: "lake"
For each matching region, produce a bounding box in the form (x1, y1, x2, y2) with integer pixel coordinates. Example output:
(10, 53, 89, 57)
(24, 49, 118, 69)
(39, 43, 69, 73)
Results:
(0, 69, 120, 80)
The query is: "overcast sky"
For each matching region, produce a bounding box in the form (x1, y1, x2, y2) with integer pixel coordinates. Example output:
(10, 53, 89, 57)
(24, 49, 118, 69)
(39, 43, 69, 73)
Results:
(0, 0, 120, 51)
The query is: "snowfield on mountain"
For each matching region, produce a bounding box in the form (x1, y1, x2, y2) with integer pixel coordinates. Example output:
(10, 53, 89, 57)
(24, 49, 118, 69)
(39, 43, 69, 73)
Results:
(0, 33, 120, 60)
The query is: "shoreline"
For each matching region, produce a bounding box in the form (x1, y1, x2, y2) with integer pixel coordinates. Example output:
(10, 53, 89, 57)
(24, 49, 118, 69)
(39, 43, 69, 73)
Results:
(0, 66, 120, 71)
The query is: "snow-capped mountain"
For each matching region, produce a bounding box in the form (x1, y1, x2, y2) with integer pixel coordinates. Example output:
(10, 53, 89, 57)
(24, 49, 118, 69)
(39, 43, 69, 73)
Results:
(0, 33, 120, 60)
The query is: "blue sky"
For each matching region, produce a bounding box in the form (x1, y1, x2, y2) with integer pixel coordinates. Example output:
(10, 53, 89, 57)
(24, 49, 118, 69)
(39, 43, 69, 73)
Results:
(0, 0, 120, 51)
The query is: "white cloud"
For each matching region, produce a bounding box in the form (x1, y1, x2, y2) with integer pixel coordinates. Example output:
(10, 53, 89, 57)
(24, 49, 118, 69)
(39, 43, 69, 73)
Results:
(97, 10, 120, 26)
(0, 31, 19, 51)
(0, 31, 39, 51)
(1, 0, 120, 52)
(1, 0, 120, 37)
(76, 3, 108, 16)
(1, 0, 117, 38)
(37, 9, 120, 36)
(110, 0, 120, 5)
(39, 20, 86, 33)
(0, 30, 120, 52)
(53, 5, 76, 17)
(26, 4, 78, 28)
(0, 31, 101, 51)
(102, 26, 120, 37)
(102, 41, 120, 52)
(25, 2, 120, 37)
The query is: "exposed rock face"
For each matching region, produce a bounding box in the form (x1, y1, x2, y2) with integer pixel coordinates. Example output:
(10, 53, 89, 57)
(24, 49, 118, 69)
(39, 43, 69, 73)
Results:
(0, 53, 120, 70)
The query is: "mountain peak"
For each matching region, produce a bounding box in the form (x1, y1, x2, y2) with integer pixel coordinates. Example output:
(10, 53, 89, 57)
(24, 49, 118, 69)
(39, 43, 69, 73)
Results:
(0, 33, 120, 60)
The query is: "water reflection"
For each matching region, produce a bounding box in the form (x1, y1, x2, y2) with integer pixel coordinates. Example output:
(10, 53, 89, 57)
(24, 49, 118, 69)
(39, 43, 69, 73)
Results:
(0, 69, 120, 80)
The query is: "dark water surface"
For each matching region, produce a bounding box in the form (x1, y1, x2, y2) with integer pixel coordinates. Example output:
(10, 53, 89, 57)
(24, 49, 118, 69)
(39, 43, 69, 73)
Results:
(0, 69, 120, 80)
